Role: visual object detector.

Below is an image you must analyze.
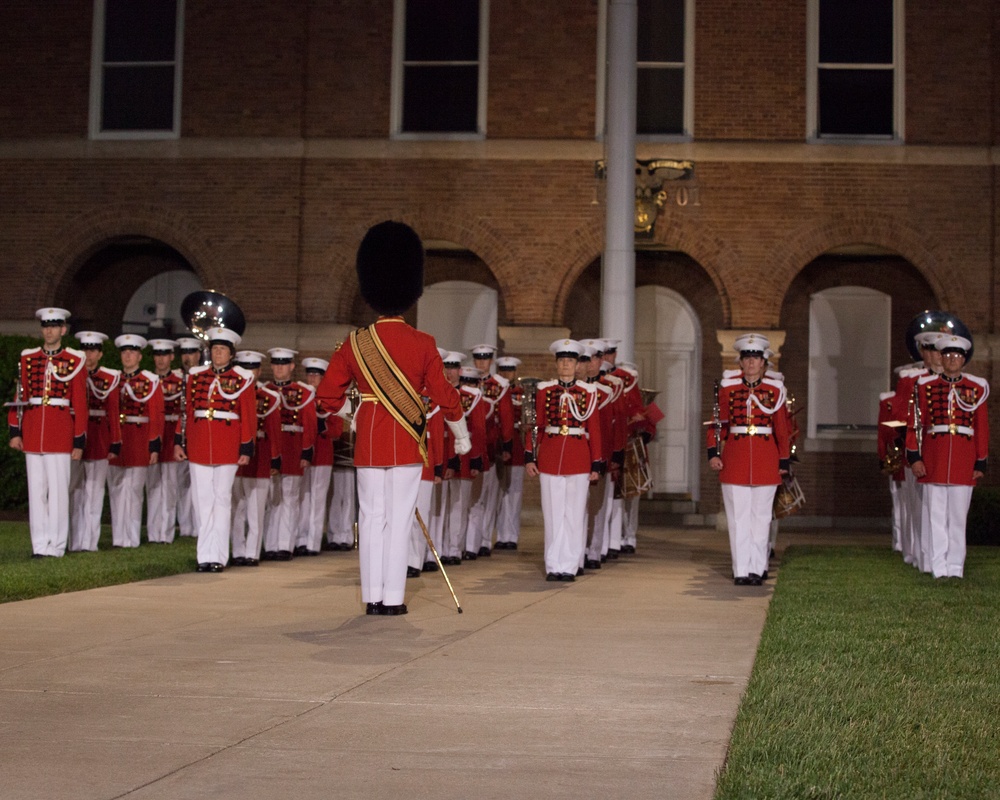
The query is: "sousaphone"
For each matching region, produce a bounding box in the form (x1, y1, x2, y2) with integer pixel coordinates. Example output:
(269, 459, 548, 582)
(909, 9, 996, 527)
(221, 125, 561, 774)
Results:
(180, 290, 246, 344)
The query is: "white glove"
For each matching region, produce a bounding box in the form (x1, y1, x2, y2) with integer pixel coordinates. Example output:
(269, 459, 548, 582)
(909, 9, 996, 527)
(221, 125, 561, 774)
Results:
(446, 416, 472, 455)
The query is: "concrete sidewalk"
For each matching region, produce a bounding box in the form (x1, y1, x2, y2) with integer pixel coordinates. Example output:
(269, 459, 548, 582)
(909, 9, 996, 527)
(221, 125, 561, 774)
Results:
(0, 525, 883, 800)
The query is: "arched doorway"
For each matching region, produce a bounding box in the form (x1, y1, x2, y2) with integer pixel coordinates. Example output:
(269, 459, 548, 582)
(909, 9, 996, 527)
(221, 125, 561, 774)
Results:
(417, 281, 498, 353)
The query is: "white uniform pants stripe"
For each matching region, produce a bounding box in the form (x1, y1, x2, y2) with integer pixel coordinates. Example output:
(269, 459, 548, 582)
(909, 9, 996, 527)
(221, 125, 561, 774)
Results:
(26, 452, 72, 557)
(146, 461, 179, 543)
(297, 464, 332, 552)
(70, 459, 108, 552)
(496, 465, 525, 544)
(327, 467, 356, 547)
(107, 465, 147, 548)
(921, 483, 972, 578)
(539, 473, 589, 576)
(721, 483, 777, 579)
(357, 465, 421, 606)
(189, 462, 238, 565)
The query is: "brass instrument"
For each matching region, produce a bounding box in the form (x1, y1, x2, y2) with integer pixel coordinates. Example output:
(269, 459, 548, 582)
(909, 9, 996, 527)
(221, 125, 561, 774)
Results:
(773, 474, 805, 519)
(517, 376, 542, 455)
(711, 379, 722, 454)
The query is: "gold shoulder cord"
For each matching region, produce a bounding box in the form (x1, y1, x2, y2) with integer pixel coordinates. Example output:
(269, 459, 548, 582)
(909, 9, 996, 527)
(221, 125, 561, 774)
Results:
(350, 326, 428, 465)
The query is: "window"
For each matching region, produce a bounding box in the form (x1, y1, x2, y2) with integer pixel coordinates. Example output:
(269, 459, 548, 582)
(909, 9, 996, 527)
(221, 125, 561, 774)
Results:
(89, 0, 183, 139)
(596, 0, 693, 140)
(392, 0, 489, 138)
(807, 0, 904, 141)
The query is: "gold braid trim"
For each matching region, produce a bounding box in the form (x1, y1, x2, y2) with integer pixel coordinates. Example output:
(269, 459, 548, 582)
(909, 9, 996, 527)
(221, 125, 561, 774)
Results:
(350, 325, 428, 465)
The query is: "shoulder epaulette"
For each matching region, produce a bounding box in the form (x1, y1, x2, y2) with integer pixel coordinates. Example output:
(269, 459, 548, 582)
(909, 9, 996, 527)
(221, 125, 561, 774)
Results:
(537, 380, 557, 390)
(720, 377, 742, 388)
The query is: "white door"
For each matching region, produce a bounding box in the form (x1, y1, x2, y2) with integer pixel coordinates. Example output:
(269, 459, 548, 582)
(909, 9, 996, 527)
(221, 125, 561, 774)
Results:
(634, 286, 701, 500)
(417, 281, 498, 354)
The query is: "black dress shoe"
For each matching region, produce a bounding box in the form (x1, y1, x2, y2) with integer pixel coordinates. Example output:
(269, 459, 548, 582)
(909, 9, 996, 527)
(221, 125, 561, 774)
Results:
(448, 556, 462, 565)
(546, 573, 558, 581)
(422, 561, 439, 572)
(366, 602, 384, 616)
(748, 573, 763, 586)
(31, 553, 44, 559)
(478, 546, 491, 557)
(561, 573, 576, 582)
(321, 540, 336, 551)
(196, 563, 211, 572)
(407, 566, 421, 578)
(761, 570, 769, 580)
(382, 604, 408, 616)
(621, 544, 636, 554)
(261, 551, 277, 561)
(734, 576, 750, 586)
(276, 550, 292, 561)
(508, 542, 518, 550)
(293, 545, 309, 556)
(244, 558, 259, 566)
(230, 557, 247, 567)
(462, 551, 477, 561)
(208, 563, 225, 573)
(306, 549, 320, 556)
(584, 559, 602, 570)
(607, 549, 620, 559)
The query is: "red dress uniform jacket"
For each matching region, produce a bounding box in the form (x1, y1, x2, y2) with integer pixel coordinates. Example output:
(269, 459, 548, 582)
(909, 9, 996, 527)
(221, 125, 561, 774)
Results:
(451, 385, 487, 479)
(592, 380, 616, 464)
(422, 401, 446, 482)
(8, 346, 88, 454)
(268, 381, 318, 477)
(83, 367, 122, 461)
(238, 383, 282, 479)
(158, 369, 184, 464)
(182, 364, 257, 466)
(707, 375, 790, 486)
(118, 370, 165, 468)
(906, 373, 989, 486)
(509, 383, 526, 467)
(526, 380, 603, 476)
(877, 391, 904, 481)
(314, 410, 336, 468)
(599, 374, 628, 463)
(482, 374, 515, 465)
(315, 317, 464, 467)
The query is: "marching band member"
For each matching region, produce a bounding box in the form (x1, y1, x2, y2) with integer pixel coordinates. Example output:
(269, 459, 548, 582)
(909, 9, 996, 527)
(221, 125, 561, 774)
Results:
(907, 334, 989, 579)
(525, 339, 603, 582)
(466, 344, 514, 557)
(434, 350, 467, 566)
(408, 394, 446, 577)
(174, 327, 256, 572)
(263, 347, 317, 561)
(708, 334, 790, 586)
(146, 339, 183, 543)
(454, 365, 487, 561)
(108, 334, 163, 548)
(175, 336, 203, 538)
(8, 308, 88, 557)
(878, 387, 905, 555)
(494, 356, 525, 550)
(69, 331, 121, 552)
(316, 221, 469, 617)
(604, 340, 641, 555)
(325, 391, 357, 552)
(230, 350, 281, 566)
(296, 357, 333, 557)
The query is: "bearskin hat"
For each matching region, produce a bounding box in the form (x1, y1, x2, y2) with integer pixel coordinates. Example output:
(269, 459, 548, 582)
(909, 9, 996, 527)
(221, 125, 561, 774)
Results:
(356, 221, 425, 316)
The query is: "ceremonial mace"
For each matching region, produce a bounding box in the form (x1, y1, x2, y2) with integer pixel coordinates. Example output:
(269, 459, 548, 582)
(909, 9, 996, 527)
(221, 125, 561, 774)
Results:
(414, 509, 462, 614)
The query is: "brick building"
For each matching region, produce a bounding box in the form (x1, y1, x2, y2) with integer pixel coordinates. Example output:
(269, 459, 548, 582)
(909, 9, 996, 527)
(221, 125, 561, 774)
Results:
(1, 0, 997, 523)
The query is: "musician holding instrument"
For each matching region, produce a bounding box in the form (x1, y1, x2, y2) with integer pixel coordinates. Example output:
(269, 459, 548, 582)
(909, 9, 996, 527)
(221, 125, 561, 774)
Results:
(315, 221, 470, 617)
(907, 334, 989, 579)
(174, 336, 204, 538)
(495, 356, 526, 550)
(146, 339, 184, 544)
(295, 357, 333, 557)
(707, 334, 790, 586)
(8, 308, 89, 558)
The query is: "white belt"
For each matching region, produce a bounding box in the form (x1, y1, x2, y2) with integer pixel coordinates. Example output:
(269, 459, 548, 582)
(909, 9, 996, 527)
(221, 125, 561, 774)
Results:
(194, 409, 239, 421)
(929, 424, 974, 436)
(29, 397, 70, 407)
(164, 414, 180, 422)
(544, 425, 588, 437)
(730, 425, 772, 436)
(281, 424, 304, 433)
(122, 415, 149, 424)
(88, 409, 106, 417)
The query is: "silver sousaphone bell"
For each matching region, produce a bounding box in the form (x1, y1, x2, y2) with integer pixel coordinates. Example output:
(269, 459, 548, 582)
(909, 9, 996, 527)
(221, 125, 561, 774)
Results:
(180, 290, 246, 361)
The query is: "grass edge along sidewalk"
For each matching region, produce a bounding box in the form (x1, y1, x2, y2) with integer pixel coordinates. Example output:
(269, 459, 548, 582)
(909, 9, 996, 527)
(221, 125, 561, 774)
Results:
(714, 545, 1000, 800)
(0, 522, 197, 603)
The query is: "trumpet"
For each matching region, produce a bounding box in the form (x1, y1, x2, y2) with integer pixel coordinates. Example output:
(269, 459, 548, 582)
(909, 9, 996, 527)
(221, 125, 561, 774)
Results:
(880, 438, 904, 475)
(517, 376, 542, 454)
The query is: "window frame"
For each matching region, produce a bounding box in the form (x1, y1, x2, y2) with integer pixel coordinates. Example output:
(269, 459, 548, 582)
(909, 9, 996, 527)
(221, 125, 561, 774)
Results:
(806, 0, 905, 143)
(596, 0, 695, 141)
(390, 0, 490, 140)
(88, 0, 185, 140)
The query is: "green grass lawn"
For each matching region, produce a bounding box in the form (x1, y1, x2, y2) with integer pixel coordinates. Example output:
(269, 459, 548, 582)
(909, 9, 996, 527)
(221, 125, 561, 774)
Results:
(715, 545, 1000, 800)
(0, 521, 198, 603)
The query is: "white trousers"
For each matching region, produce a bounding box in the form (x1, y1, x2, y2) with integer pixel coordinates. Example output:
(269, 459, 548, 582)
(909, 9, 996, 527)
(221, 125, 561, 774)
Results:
(69, 459, 108, 552)
(889, 478, 904, 553)
(264, 475, 302, 553)
(921, 483, 973, 578)
(900, 470, 923, 568)
(496, 465, 525, 544)
(176, 461, 195, 536)
(409, 479, 434, 569)
(468, 466, 500, 551)
(107, 464, 147, 548)
(26, 452, 71, 557)
(327, 467, 357, 546)
(146, 461, 180, 543)
(721, 483, 777, 579)
(445, 479, 473, 558)
(231, 476, 269, 559)
(539, 472, 589, 575)
(586, 474, 614, 561)
(189, 462, 238, 565)
(622, 495, 639, 548)
(428, 480, 447, 559)
(357, 465, 421, 606)
(607, 497, 624, 551)
(297, 464, 332, 552)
